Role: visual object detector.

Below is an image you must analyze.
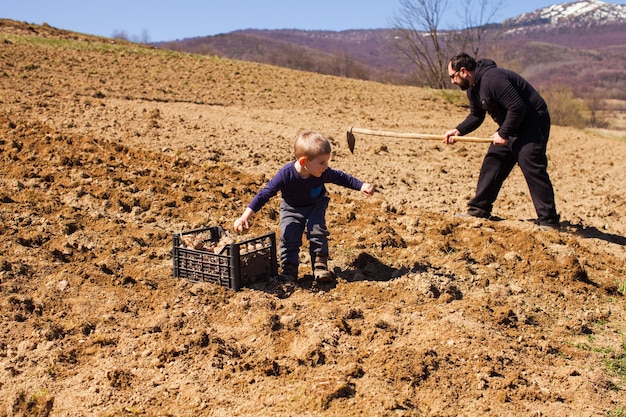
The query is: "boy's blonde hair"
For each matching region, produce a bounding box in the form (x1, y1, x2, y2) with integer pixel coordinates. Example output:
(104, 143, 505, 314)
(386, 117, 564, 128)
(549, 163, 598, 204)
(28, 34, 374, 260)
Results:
(294, 131, 331, 159)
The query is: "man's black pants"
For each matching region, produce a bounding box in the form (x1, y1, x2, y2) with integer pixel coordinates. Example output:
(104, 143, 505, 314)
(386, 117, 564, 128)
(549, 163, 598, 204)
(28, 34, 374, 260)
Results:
(467, 116, 559, 226)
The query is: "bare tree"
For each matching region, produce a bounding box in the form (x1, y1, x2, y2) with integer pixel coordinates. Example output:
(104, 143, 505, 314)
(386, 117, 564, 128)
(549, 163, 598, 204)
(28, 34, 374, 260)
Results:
(392, 0, 452, 89)
(580, 88, 608, 128)
(460, 0, 503, 58)
(112, 29, 130, 41)
(111, 29, 150, 44)
(137, 29, 151, 44)
(392, 0, 502, 89)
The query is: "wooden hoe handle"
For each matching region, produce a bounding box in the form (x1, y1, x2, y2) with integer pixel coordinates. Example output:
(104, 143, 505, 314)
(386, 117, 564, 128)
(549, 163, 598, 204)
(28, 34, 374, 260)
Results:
(349, 127, 492, 143)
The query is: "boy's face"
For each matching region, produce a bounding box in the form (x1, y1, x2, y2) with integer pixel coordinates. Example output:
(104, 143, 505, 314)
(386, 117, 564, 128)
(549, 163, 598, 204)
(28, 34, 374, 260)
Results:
(303, 154, 330, 177)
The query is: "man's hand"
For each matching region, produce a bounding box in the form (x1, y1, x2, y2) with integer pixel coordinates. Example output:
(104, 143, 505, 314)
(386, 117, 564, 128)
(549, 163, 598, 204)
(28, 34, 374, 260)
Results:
(492, 132, 508, 146)
(443, 128, 461, 144)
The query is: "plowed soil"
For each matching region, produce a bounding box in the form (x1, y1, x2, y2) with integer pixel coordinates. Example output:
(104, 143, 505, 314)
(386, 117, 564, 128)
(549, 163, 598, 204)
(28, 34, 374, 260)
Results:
(1, 19, 625, 417)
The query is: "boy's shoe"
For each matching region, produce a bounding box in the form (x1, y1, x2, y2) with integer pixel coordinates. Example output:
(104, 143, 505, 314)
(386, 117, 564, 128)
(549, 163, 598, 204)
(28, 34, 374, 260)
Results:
(313, 254, 333, 284)
(537, 223, 560, 232)
(455, 212, 494, 219)
(278, 263, 298, 283)
(455, 212, 503, 221)
(454, 212, 479, 219)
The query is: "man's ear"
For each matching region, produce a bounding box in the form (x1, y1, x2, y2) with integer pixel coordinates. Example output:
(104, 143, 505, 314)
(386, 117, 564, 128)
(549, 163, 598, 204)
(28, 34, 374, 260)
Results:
(298, 156, 307, 166)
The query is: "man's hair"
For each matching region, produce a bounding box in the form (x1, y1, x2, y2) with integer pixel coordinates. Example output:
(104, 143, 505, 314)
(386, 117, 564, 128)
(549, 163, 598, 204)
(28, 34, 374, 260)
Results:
(294, 131, 331, 159)
(449, 53, 477, 72)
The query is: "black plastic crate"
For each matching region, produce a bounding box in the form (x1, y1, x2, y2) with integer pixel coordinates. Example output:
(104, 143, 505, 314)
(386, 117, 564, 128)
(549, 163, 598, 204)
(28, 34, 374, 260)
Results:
(172, 226, 278, 291)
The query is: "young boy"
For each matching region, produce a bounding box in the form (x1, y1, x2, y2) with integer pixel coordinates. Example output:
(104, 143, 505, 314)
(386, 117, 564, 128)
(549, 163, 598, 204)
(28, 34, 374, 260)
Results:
(234, 131, 375, 284)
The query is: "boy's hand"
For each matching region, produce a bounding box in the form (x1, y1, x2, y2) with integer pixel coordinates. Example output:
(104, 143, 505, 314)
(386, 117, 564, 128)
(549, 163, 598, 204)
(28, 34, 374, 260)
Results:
(234, 208, 255, 234)
(233, 217, 249, 234)
(361, 183, 375, 196)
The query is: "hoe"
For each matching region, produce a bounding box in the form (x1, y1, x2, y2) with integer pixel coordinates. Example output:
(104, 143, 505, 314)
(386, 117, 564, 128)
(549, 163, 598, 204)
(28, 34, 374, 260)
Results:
(347, 126, 492, 153)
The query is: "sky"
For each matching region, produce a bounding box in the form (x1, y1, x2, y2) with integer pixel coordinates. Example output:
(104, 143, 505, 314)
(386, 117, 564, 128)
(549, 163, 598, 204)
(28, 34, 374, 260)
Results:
(2, 0, 625, 42)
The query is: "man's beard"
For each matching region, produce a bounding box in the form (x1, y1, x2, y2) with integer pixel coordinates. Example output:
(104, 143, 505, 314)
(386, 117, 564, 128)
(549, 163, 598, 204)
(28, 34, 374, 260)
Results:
(458, 77, 471, 91)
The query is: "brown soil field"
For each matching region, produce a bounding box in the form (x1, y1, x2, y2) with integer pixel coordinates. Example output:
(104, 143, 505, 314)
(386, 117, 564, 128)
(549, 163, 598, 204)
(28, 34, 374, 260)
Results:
(1, 19, 625, 417)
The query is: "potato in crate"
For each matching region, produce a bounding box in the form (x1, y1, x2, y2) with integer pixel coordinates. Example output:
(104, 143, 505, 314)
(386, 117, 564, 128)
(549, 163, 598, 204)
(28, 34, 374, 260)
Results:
(172, 226, 277, 290)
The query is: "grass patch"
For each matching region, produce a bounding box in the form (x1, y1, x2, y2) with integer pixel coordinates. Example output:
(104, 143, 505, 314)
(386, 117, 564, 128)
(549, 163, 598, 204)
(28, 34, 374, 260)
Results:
(617, 278, 626, 296)
(437, 89, 466, 106)
(608, 406, 626, 417)
(0, 32, 210, 61)
(605, 353, 626, 378)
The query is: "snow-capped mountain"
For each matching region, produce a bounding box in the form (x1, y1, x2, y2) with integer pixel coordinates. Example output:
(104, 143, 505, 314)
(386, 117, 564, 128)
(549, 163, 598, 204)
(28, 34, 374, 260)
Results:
(504, 0, 626, 27)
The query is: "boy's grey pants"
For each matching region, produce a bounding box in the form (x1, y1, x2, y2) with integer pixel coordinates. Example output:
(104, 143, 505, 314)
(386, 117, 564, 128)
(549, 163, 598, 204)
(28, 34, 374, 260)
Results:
(279, 196, 330, 266)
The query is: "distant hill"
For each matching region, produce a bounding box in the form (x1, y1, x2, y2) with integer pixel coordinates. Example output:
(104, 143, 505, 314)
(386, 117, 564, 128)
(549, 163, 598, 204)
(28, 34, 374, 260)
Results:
(156, 0, 626, 99)
(157, 29, 412, 85)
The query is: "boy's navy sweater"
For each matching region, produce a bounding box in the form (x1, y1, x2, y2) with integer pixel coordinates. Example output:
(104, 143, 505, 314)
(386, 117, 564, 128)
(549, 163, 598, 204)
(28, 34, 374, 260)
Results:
(248, 162, 363, 212)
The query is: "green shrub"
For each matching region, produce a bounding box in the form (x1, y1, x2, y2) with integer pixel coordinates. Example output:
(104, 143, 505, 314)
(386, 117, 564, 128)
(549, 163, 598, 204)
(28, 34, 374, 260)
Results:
(541, 85, 589, 129)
